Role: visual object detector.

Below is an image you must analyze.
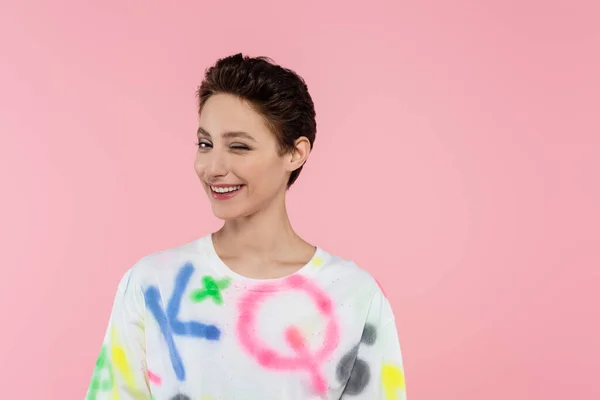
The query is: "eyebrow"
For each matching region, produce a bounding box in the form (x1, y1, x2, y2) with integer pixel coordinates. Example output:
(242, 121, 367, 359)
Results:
(197, 127, 257, 142)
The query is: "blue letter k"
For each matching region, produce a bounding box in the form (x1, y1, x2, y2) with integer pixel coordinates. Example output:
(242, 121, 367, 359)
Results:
(144, 263, 220, 381)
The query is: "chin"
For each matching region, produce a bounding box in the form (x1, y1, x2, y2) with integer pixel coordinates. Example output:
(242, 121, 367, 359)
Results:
(210, 205, 252, 221)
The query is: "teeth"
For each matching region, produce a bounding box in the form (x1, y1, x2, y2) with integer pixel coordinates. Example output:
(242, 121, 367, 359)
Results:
(211, 185, 241, 193)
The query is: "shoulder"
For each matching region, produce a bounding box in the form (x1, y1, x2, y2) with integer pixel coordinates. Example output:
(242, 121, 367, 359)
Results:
(316, 248, 397, 327)
(124, 235, 209, 287)
(317, 247, 388, 304)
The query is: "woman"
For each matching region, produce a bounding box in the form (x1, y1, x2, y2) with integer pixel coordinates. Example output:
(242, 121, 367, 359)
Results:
(85, 53, 407, 400)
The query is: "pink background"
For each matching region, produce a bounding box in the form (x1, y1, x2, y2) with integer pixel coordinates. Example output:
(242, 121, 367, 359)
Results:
(1, 1, 598, 399)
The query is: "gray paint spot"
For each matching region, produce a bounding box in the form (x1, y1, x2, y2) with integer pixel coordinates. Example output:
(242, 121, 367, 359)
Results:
(336, 345, 359, 382)
(344, 358, 370, 395)
(337, 324, 379, 396)
(170, 395, 190, 400)
(361, 323, 377, 345)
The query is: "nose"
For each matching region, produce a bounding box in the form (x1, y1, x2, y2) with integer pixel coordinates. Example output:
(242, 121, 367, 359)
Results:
(204, 151, 228, 180)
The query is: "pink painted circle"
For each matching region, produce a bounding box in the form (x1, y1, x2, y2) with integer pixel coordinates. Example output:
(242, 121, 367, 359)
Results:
(236, 274, 340, 370)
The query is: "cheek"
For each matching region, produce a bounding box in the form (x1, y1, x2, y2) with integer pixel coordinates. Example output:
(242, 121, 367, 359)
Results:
(247, 157, 281, 178)
(252, 158, 287, 187)
(194, 154, 206, 176)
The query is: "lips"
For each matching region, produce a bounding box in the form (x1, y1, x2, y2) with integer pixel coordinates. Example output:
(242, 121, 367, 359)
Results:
(208, 184, 245, 200)
(210, 185, 242, 194)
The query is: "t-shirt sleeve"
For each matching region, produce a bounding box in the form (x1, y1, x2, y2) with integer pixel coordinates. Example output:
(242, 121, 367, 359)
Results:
(342, 287, 408, 400)
(85, 267, 152, 400)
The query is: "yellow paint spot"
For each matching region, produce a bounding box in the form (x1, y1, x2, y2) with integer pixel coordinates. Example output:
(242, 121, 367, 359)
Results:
(110, 383, 119, 400)
(109, 328, 150, 400)
(312, 257, 324, 268)
(382, 363, 406, 400)
(295, 312, 326, 339)
(111, 328, 136, 388)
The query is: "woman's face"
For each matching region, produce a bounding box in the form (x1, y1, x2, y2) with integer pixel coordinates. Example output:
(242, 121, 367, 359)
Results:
(194, 93, 307, 221)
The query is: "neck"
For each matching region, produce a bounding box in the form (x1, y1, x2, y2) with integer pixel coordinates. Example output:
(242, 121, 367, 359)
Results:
(214, 195, 302, 257)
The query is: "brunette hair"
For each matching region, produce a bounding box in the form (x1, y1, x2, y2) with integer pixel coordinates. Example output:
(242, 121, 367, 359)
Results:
(197, 53, 316, 187)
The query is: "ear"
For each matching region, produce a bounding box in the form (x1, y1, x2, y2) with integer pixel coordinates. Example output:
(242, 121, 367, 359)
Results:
(286, 137, 311, 172)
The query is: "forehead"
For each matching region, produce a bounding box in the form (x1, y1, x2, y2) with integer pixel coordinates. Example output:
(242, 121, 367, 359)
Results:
(198, 93, 271, 137)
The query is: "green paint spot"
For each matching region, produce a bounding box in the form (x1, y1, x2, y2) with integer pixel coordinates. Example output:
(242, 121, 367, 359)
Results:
(190, 276, 231, 305)
(86, 345, 114, 400)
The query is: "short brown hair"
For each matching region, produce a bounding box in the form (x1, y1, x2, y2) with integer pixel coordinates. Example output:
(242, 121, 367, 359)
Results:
(196, 53, 317, 188)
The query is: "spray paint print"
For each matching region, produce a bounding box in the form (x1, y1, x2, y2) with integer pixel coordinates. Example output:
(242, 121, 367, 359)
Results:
(144, 263, 221, 381)
(190, 276, 231, 305)
(111, 328, 151, 399)
(110, 327, 137, 390)
(86, 345, 116, 400)
(336, 323, 377, 395)
(87, 328, 147, 400)
(381, 363, 406, 400)
(311, 256, 325, 268)
(336, 323, 406, 399)
(148, 369, 162, 385)
(237, 274, 340, 394)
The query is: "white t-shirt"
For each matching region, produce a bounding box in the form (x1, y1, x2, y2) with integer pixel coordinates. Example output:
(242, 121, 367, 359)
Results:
(85, 235, 407, 400)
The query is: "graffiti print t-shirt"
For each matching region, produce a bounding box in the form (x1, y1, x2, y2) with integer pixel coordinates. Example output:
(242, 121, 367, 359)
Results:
(85, 235, 407, 400)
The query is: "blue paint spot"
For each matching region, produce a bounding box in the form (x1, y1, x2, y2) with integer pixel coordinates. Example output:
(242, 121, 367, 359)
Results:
(144, 262, 221, 381)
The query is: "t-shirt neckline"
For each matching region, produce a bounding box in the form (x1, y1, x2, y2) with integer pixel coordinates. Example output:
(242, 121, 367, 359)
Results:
(198, 233, 325, 284)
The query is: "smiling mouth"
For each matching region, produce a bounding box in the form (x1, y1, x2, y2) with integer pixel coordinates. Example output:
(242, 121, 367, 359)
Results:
(209, 185, 243, 194)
